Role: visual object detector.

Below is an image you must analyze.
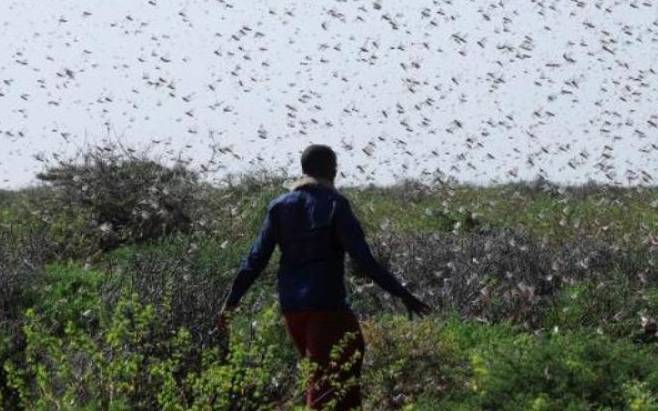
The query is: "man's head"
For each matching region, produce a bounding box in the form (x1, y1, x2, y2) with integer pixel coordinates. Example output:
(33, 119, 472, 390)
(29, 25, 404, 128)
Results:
(301, 144, 337, 181)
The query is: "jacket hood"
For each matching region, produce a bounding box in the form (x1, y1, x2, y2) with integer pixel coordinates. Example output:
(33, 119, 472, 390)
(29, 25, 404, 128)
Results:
(287, 174, 336, 192)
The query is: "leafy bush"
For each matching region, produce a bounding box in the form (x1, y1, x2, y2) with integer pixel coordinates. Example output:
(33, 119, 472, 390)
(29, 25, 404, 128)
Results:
(97, 236, 242, 348)
(0, 225, 51, 410)
(35, 263, 106, 335)
(361, 315, 463, 409)
(545, 277, 658, 338)
(362, 317, 658, 410)
(3, 295, 308, 410)
(35, 143, 207, 256)
(465, 329, 658, 410)
(0, 227, 49, 324)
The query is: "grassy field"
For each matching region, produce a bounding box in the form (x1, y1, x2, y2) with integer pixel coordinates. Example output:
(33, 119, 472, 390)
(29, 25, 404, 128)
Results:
(1, 155, 658, 410)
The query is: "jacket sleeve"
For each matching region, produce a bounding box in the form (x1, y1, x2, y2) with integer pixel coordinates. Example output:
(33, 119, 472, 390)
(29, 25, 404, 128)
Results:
(224, 201, 278, 307)
(333, 197, 410, 299)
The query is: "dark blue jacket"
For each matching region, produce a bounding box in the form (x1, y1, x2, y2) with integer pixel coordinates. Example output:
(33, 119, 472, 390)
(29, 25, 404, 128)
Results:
(224, 180, 410, 312)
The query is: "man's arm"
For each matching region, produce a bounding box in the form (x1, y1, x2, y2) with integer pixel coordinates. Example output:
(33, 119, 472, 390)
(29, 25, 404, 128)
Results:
(333, 196, 431, 319)
(223, 201, 277, 310)
(333, 196, 410, 299)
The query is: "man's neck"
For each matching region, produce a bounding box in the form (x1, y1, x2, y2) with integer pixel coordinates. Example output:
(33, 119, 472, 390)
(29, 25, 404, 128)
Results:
(289, 174, 336, 191)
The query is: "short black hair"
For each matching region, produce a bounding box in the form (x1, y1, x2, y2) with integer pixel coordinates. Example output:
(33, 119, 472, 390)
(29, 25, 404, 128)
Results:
(301, 144, 336, 179)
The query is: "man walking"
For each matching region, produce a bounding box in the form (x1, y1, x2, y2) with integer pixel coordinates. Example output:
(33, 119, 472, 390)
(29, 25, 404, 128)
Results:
(218, 144, 431, 410)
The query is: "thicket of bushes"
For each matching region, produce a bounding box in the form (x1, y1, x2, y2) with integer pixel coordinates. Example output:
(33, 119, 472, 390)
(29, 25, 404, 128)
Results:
(30, 143, 210, 258)
(1, 144, 658, 409)
(4, 281, 658, 410)
(361, 228, 658, 333)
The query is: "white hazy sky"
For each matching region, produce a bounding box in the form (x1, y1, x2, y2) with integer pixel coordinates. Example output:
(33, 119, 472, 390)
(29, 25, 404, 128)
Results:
(1, 0, 657, 189)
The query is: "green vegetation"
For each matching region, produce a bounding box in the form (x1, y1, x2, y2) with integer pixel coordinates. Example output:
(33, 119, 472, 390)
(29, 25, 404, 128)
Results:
(1, 148, 658, 409)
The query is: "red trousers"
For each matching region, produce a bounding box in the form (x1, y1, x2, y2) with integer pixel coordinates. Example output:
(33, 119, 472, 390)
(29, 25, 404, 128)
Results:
(283, 309, 366, 410)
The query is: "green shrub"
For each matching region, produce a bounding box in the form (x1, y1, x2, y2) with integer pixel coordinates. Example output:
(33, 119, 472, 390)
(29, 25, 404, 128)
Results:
(361, 314, 464, 409)
(360, 316, 658, 410)
(545, 277, 658, 337)
(35, 143, 207, 257)
(33, 263, 107, 336)
(623, 381, 658, 411)
(97, 235, 247, 348)
(466, 330, 658, 410)
(2, 290, 378, 410)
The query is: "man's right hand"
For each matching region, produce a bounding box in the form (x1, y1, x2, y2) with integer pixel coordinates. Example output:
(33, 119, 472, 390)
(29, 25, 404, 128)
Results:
(401, 292, 432, 320)
(216, 302, 237, 331)
(215, 311, 230, 333)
